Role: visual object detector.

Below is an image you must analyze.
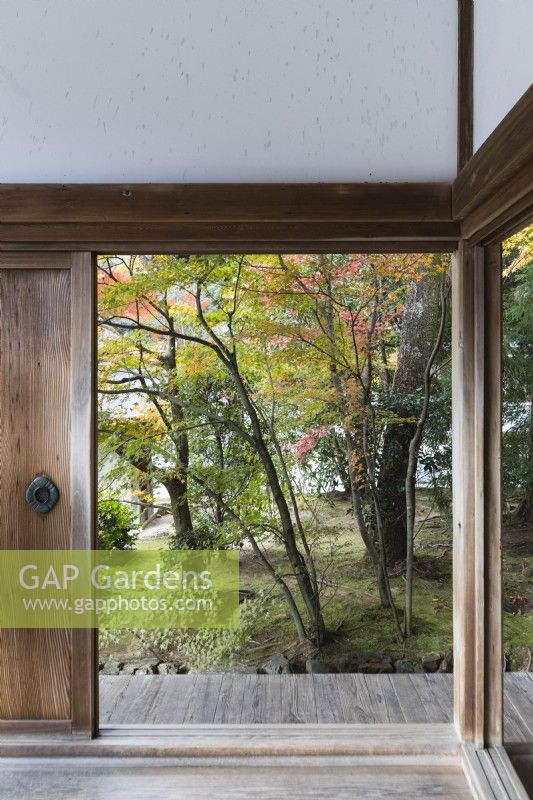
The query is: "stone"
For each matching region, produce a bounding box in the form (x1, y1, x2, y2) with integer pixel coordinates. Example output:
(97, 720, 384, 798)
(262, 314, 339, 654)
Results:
(305, 658, 331, 674)
(116, 660, 158, 675)
(101, 660, 123, 675)
(157, 661, 181, 675)
(259, 654, 291, 674)
(438, 649, 453, 673)
(238, 588, 256, 603)
(393, 658, 424, 673)
(421, 652, 442, 673)
(339, 651, 393, 674)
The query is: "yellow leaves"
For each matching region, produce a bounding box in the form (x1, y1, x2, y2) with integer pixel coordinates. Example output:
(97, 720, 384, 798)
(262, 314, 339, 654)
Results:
(503, 224, 533, 277)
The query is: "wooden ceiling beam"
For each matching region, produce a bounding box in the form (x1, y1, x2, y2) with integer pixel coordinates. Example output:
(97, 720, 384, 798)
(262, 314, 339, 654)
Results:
(453, 85, 533, 221)
(0, 183, 453, 225)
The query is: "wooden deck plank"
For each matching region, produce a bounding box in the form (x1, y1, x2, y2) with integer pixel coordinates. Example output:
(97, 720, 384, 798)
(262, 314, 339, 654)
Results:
(389, 674, 431, 723)
(363, 675, 406, 723)
(100, 677, 136, 724)
(503, 694, 530, 744)
(422, 674, 454, 722)
(99, 671, 533, 743)
(504, 676, 533, 741)
(184, 674, 224, 724)
(505, 674, 533, 733)
(150, 676, 190, 724)
(280, 675, 318, 724)
(212, 674, 244, 725)
(408, 674, 450, 723)
(150, 675, 198, 725)
(335, 674, 375, 723)
(312, 675, 345, 724)
(112, 676, 163, 724)
(263, 675, 283, 724)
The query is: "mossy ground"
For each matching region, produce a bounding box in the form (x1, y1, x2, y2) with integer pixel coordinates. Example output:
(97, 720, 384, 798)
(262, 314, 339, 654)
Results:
(100, 491, 532, 670)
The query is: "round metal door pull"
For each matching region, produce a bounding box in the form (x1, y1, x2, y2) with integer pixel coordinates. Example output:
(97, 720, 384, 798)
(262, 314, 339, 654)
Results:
(25, 476, 60, 514)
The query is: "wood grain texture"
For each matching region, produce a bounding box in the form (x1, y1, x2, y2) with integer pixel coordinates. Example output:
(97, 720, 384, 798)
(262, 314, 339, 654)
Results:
(0, 233, 460, 255)
(96, 674, 455, 728)
(457, 0, 474, 172)
(0, 758, 472, 799)
(461, 179, 533, 246)
(484, 244, 503, 747)
(0, 222, 461, 253)
(70, 252, 97, 736)
(0, 722, 460, 758)
(461, 744, 531, 800)
(452, 244, 503, 747)
(453, 85, 533, 219)
(0, 183, 453, 224)
(0, 252, 70, 268)
(509, 754, 533, 800)
(0, 267, 71, 720)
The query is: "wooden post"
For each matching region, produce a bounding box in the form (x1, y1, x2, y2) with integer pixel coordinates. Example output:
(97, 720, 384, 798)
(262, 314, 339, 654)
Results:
(452, 241, 503, 747)
(71, 252, 98, 737)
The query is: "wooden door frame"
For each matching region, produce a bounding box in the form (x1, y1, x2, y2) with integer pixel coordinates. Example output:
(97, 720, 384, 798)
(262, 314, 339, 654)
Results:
(0, 87, 531, 757)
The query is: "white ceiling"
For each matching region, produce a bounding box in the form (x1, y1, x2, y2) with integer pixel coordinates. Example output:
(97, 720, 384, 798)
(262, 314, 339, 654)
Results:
(474, 0, 533, 151)
(0, 1, 458, 182)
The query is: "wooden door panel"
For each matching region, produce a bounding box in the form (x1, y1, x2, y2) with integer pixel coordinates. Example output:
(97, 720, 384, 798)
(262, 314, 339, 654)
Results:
(0, 254, 96, 732)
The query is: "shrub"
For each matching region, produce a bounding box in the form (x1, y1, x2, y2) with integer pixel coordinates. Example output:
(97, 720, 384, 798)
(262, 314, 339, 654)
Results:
(98, 498, 139, 550)
(132, 593, 266, 672)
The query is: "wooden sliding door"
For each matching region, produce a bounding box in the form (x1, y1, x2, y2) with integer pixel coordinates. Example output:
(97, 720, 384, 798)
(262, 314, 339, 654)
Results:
(0, 252, 96, 735)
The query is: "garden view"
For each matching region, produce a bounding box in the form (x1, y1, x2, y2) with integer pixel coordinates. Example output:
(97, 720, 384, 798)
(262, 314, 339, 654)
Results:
(97, 232, 532, 678)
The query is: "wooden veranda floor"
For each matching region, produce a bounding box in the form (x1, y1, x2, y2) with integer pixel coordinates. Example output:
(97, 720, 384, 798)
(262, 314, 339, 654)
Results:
(99, 671, 533, 741)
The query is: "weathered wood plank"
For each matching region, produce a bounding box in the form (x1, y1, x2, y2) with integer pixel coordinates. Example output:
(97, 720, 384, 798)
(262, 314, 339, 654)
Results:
(0, 723, 461, 757)
(212, 674, 237, 724)
(423, 674, 454, 723)
(98, 673, 533, 745)
(262, 675, 283, 724)
(335, 674, 375, 724)
(0, 758, 472, 799)
(364, 675, 406, 724)
(184, 674, 224, 725)
(280, 675, 318, 724)
(506, 674, 533, 729)
(407, 674, 449, 724)
(390, 675, 431, 724)
(312, 675, 345, 724)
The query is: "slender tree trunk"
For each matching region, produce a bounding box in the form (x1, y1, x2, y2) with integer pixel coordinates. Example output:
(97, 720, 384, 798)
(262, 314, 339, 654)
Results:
(378, 270, 441, 564)
(321, 282, 389, 605)
(213, 429, 226, 525)
(226, 352, 326, 645)
(164, 331, 195, 546)
(513, 391, 533, 522)
(404, 275, 449, 635)
(191, 472, 309, 645)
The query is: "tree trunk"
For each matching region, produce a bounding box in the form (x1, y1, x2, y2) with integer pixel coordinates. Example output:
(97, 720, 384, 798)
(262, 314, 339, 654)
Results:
(227, 353, 326, 646)
(213, 429, 225, 525)
(513, 391, 533, 522)
(164, 331, 195, 546)
(378, 271, 440, 564)
(164, 475, 195, 547)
